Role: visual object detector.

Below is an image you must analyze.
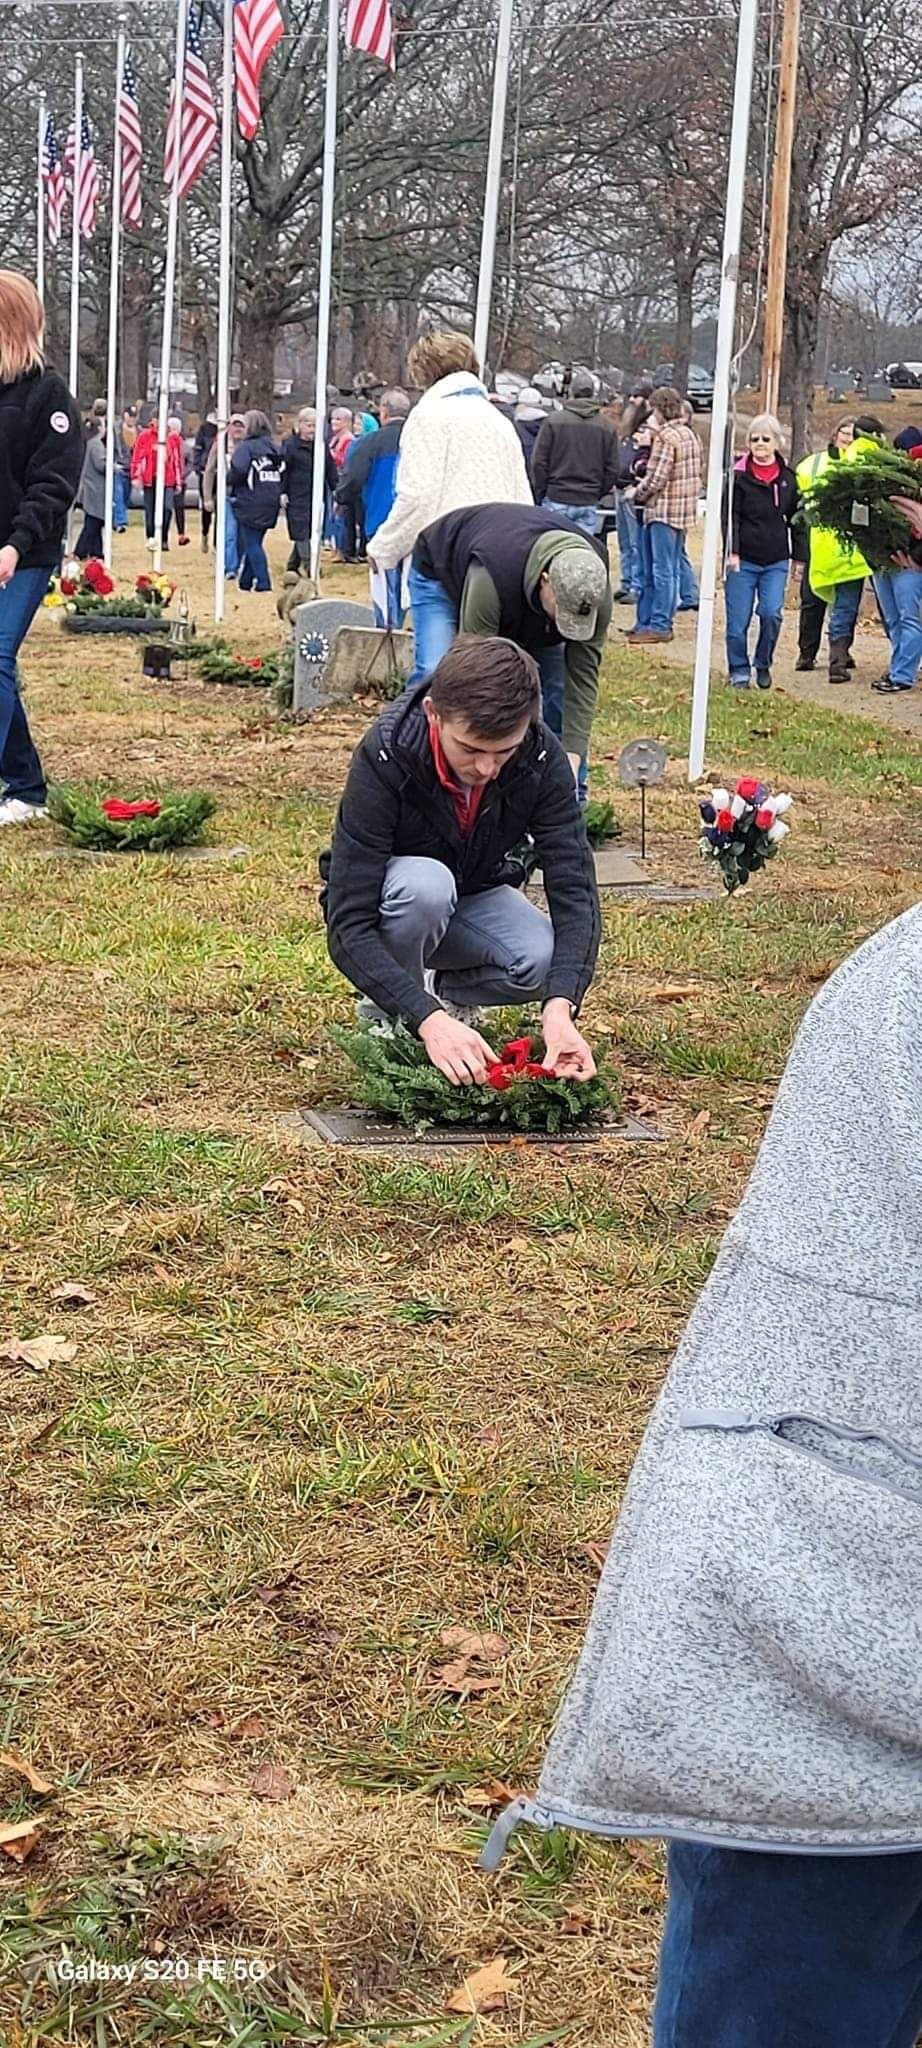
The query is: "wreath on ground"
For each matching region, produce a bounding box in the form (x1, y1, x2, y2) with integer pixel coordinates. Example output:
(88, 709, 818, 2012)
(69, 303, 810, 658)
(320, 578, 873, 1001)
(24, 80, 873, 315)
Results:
(800, 447, 922, 570)
(196, 645, 281, 686)
(48, 786, 216, 851)
(698, 776, 793, 893)
(583, 798, 621, 847)
(333, 1018, 619, 1133)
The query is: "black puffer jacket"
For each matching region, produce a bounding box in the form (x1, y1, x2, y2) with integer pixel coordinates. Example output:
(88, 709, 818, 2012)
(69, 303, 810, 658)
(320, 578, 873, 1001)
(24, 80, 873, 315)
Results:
(322, 680, 600, 1028)
(531, 398, 620, 506)
(0, 366, 82, 567)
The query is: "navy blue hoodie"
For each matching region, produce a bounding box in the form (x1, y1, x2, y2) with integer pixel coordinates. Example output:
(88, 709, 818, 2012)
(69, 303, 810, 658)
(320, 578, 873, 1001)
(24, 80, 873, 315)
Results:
(228, 434, 283, 532)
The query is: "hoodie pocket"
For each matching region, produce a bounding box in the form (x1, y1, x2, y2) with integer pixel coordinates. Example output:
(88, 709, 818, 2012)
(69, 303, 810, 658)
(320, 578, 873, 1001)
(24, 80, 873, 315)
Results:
(680, 1408, 922, 1509)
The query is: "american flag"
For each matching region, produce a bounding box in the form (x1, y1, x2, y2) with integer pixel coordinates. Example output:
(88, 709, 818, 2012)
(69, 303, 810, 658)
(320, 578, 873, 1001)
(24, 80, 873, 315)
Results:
(234, 0, 285, 140)
(164, 10, 218, 199)
(42, 115, 66, 248)
(118, 51, 143, 228)
(345, 0, 395, 68)
(64, 110, 101, 240)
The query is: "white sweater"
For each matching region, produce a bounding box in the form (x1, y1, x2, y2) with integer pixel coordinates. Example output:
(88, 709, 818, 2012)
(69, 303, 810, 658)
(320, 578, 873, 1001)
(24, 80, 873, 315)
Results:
(369, 371, 533, 570)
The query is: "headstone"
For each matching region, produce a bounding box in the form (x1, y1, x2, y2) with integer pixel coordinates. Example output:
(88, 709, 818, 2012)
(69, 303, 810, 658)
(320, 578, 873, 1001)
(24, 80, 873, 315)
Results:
(325, 625, 413, 700)
(292, 599, 376, 711)
(283, 1106, 663, 1150)
(867, 378, 893, 405)
(827, 380, 853, 402)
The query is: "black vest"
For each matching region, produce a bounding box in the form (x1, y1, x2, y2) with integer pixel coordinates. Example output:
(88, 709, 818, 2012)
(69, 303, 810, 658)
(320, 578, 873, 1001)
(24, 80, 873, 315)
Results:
(414, 504, 608, 653)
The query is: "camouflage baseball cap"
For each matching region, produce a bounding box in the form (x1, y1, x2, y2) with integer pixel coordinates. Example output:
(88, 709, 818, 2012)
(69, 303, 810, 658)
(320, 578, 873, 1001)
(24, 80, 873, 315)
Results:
(547, 543, 608, 641)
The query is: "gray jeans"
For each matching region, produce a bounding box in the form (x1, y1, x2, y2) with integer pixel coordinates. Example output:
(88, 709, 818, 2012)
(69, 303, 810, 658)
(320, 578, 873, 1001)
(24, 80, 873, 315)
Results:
(379, 855, 554, 1006)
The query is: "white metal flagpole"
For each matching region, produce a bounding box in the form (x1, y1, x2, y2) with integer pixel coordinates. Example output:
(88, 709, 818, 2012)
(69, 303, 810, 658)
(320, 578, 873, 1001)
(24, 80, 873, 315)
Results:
(687, 0, 759, 783)
(67, 56, 83, 549)
(214, 0, 234, 623)
(308, 0, 339, 591)
(37, 92, 46, 303)
(104, 27, 126, 570)
(154, 0, 189, 573)
(472, 0, 514, 375)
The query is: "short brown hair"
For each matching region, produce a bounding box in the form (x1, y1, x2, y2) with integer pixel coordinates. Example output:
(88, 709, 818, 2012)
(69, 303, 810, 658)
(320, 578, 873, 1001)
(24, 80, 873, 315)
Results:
(407, 330, 480, 389)
(652, 385, 684, 421)
(426, 636, 540, 738)
(0, 270, 44, 384)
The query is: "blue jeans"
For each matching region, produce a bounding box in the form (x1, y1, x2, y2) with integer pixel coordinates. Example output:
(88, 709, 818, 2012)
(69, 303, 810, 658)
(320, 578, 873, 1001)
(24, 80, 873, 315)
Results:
(541, 498, 600, 537)
(223, 501, 240, 578)
(675, 539, 699, 609)
(654, 1841, 922, 2048)
(407, 564, 458, 684)
(637, 520, 683, 632)
(538, 641, 588, 800)
(615, 493, 641, 595)
(238, 524, 271, 592)
(828, 576, 863, 642)
(0, 565, 52, 804)
(873, 568, 922, 687)
(113, 469, 130, 530)
(372, 565, 406, 630)
(725, 557, 788, 682)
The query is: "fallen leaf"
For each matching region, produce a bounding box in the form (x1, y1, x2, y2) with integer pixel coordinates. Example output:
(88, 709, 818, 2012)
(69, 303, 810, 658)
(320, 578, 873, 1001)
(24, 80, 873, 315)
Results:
(0, 1820, 41, 1862)
(582, 1539, 610, 1574)
(21, 1415, 63, 1458)
(0, 1335, 77, 1371)
(462, 1777, 522, 1809)
(186, 1775, 237, 1798)
(558, 1909, 595, 1936)
(51, 1283, 96, 1309)
(477, 1424, 503, 1448)
(507, 1236, 531, 1255)
(434, 1662, 502, 1695)
(251, 1762, 295, 1801)
(260, 1177, 305, 1214)
(229, 1713, 265, 1741)
(446, 1956, 515, 2014)
(0, 1748, 54, 1796)
(651, 984, 700, 1003)
(687, 1110, 712, 1137)
(440, 1627, 509, 1663)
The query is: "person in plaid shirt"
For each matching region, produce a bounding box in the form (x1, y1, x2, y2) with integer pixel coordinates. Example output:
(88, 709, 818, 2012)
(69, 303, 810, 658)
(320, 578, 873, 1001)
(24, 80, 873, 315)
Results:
(623, 386, 702, 644)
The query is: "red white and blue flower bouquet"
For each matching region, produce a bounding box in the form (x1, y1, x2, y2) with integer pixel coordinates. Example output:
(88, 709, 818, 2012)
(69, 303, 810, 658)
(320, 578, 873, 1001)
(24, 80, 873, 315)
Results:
(698, 776, 793, 893)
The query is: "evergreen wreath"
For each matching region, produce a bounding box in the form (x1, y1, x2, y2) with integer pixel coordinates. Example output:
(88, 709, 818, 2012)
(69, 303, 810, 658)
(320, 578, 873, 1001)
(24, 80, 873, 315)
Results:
(583, 797, 621, 847)
(48, 786, 216, 851)
(801, 447, 922, 570)
(196, 645, 281, 686)
(333, 1019, 619, 1133)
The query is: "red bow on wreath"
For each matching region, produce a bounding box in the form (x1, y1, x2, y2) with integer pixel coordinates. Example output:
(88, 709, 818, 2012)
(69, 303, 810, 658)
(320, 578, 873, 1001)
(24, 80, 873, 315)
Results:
(485, 1035, 555, 1090)
(101, 799, 162, 821)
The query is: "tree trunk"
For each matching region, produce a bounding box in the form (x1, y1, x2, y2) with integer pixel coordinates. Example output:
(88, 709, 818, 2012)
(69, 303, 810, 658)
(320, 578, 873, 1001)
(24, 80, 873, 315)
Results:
(188, 314, 214, 414)
(672, 265, 695, 390)
(236, 300, 278, 412)
(786, 283, 820, 463)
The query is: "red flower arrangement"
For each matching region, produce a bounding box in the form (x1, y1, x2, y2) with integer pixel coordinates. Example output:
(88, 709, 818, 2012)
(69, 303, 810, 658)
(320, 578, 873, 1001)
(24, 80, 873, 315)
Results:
(101, 799, 162, 821)
(58, 559, 115, 600)
(486, 1035, 556, 1089)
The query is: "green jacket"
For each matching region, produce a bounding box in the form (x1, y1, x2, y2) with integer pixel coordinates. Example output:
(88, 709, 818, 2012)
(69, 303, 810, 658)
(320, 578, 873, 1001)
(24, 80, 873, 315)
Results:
(798, 438, 874, 597)
(459, 531, 610, 758)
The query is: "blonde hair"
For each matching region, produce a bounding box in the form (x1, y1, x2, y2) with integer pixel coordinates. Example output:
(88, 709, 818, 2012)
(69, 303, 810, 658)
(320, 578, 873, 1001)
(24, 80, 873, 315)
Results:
(407, 330, 480, 390)
(748, 411, 786, 454)
(0, 269, 44, 384)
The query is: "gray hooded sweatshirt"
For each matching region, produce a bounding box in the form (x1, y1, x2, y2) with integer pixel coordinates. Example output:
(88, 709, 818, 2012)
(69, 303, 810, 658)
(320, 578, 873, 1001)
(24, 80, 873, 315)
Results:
(484, 906, 922, 1869)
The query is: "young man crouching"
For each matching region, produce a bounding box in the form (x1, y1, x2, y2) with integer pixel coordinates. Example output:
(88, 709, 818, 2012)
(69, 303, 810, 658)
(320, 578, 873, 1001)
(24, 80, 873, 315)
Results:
(322, 636, 600, 1086)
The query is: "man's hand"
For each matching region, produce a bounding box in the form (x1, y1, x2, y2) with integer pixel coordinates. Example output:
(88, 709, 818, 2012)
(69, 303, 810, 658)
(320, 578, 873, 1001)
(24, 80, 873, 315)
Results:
(567, 750, 581, 785)
(726, 553, 740, 574)
(418, 1010, 498, 1085)
(790, 561, 804, 583)
(890, 495, 922, 541)
(541, 998, 596, 1079)
(0, 545, 20, 590)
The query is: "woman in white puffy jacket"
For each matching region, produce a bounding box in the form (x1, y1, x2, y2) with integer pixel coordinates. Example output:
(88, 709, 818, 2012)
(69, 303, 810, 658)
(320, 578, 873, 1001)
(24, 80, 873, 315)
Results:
(368, 330, 532, 681)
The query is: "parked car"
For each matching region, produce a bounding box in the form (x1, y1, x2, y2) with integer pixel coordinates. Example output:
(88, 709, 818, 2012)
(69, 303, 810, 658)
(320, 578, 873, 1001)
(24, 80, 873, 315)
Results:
(886, 362, 922, 390)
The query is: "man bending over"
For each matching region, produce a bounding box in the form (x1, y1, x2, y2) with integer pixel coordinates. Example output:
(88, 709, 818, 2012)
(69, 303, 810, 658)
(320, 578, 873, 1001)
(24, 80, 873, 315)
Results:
(323, 637, 600, 1086)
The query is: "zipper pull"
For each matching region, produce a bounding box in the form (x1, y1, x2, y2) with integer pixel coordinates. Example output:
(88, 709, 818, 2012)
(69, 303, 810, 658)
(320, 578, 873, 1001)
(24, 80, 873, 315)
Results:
(479, 1796, 542, 1870)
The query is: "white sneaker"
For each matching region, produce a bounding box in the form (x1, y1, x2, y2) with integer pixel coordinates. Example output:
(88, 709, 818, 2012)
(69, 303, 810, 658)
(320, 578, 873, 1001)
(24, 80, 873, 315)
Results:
(437, 996, 486, 1029)
(0, 799, 47, 826)
(146, 536, 157, 551)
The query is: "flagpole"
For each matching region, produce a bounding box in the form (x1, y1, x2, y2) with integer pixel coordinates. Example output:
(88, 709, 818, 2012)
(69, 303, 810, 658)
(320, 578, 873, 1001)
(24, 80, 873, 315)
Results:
(154, 0, 189, 574)
(214, 0, 234, 623)
(36, 93, 46, 303)
(687, 0, 758, 782)
(104, 26, 126, 571)
(67, 56, 83, 548)
(472, 0, 513, 374)
(308, 0, 339, 591)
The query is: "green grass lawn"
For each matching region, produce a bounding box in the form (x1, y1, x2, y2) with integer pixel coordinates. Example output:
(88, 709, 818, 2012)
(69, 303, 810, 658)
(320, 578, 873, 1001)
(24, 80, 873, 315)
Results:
(0, 599, 920, 2045)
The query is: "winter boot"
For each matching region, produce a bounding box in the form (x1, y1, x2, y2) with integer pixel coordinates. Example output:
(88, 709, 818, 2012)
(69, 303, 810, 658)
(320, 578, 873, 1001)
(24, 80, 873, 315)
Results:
(828, 639, 850, 683)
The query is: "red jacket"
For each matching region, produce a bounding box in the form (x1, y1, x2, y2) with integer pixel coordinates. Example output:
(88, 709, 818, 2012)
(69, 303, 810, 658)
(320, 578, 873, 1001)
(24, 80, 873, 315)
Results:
(130, 424, 185, 491)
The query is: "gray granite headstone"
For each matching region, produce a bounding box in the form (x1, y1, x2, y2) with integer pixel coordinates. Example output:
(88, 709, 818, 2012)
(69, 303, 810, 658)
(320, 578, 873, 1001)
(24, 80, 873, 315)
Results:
(293, 599, 376, 711)
(867, 378, 893, 405)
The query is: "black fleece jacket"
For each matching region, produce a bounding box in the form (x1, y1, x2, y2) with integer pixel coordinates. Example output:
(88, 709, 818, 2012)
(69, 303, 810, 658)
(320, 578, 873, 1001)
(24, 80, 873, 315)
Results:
(724, 457, 806, 567)
(322, 681, 601, 1028)
(0, 366, 83, 567)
